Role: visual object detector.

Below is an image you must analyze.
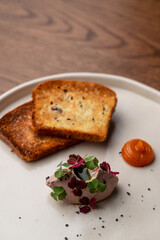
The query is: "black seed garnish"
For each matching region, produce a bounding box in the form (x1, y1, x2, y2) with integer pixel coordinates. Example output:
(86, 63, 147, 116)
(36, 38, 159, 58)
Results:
(76, 234, 79, 237)
(148, 188, 151, 191)
(64, 238, 68, 240)
(71, 96, 73, 100)
(64, 89, 68, 93)
(153, 207, 155, 210)
(65, 224, 69, 227)
(92, 118, 95, 121)
(128, 184, 131, 187)
(119, 151, 122, 154)
(120, 214, 123, 217)
(50, 101, 53, 105)
(127, 192, 131, 196)
(115, 218, 118, 222)
(103, 179, 106, 184)
(93, 228, 96, 230)
(99, 217, 102, 220)
(102, 220, 105, 223)
(82, 96, 85, 99)
(67, 118, 71, 120)
(75, 211, 80, 214)
(57, 86, 60, 89)
(102, 226, 105, 228)
(99, 233, 101, 236)
(46, 176, 50, 180)
(141, 195, 144, 198)
(19, 217, 21, 219)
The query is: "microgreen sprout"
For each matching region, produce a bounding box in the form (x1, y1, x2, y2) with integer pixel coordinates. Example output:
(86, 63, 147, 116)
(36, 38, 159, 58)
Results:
(84, 156, 99, 170)
(87, 179, 106, 193)
(54, 162, 70, 179)
(51, 186, 66, 201)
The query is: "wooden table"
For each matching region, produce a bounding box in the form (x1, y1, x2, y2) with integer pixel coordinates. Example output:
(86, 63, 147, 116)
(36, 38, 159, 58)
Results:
(0, 0, 160, 94)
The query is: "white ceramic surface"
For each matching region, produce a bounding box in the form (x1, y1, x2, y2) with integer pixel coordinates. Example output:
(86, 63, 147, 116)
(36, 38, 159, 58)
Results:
(0, 73, 160, 240)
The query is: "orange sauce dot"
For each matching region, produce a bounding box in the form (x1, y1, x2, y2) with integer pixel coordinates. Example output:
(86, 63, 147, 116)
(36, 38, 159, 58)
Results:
(121, 139, 154, 167)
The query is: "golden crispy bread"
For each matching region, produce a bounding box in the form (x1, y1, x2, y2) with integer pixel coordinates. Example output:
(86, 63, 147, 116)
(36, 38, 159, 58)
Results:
(32, 80, 117, 142)
(0, 102, 80, 161)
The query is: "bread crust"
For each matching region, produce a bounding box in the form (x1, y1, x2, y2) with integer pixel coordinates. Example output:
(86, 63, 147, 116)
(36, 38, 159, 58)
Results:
(0, 102, 80, 161)
(32, 80, 117, 142)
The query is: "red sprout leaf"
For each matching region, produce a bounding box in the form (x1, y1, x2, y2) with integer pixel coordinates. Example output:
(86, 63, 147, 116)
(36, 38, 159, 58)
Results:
(100, 162, 119, 175)
(69, 159, 84, 169)
(80, 197, 90, 205)
(80, 206, 91, 214)
(68, 179, 87, 197)
(77, 180, 87, 189)
(73, 189, 82, 196)
(67, 157, 77, 165)
(79, 197, 97, 214)
(110, 171, 119, 175)
(68, 178, 78, 189)
(90, 198, 96, 208)
(100, 162, 111, 172)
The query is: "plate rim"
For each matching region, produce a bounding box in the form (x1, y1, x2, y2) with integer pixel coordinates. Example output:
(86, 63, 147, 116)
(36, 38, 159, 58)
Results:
(1, 72, 159, 102)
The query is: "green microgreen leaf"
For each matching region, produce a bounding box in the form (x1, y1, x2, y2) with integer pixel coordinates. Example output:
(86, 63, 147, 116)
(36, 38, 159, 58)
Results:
(87, 179, 99, 189)
(53, 186, 65, 195)
(85, 161, 95, 170)
(84, 156, 94, 162)
(62, 163, 70, 167)
(58, 191, 67, 200)
(98, 183, 106, 192)
(93, 157, 99, 167)
(54, 170, 63, 179)
(57, 161, 63, 167)
(51, 192, 58, 201)
(89, 188, 98, 193)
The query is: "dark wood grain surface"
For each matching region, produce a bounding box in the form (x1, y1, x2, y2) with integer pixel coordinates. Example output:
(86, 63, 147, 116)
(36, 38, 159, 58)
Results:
(0, 0, 160, 94)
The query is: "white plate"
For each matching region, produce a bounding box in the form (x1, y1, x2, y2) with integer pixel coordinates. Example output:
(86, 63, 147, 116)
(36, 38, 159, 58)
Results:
(0, 73, 160, 240)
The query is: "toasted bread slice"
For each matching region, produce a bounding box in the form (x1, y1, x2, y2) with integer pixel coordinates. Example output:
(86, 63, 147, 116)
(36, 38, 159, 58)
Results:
(0, 102, 80, 161)
(32, 80, 117, 142)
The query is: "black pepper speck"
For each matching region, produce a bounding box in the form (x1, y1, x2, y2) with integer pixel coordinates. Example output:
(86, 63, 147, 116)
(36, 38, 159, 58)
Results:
(102, 226, 105, 228)
(99, 217, 102, 220)
(120, 215, 123, 217)
(64, 238, 68, 240)
(148, 188, 151, 191)
(46, 176, 50, 180)
(19, 217, 21, 219)
(115, 218, 118, 222)
(65, 224, 69, 227)
(127, 192, 131, 196)
(128, 184, 131, 187)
